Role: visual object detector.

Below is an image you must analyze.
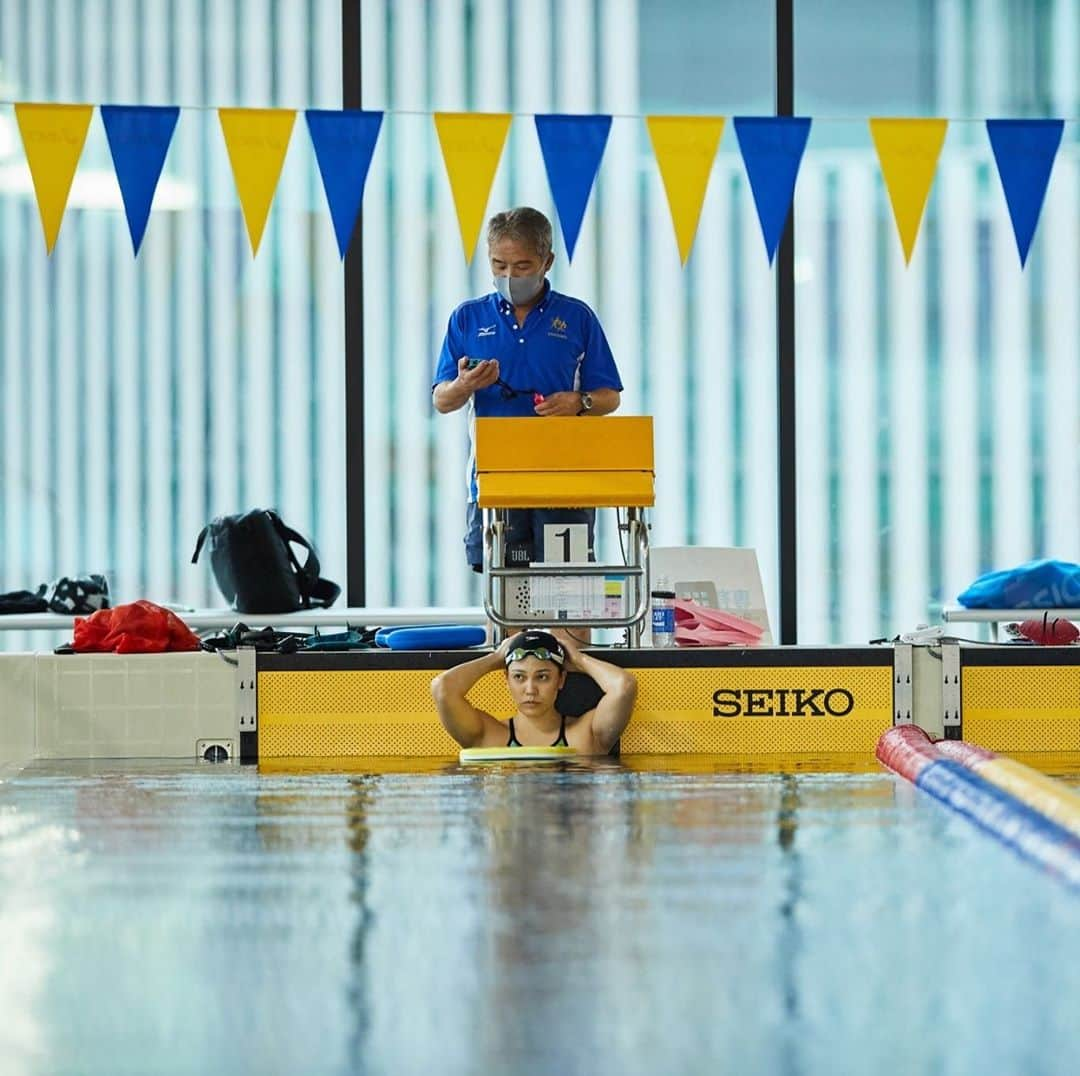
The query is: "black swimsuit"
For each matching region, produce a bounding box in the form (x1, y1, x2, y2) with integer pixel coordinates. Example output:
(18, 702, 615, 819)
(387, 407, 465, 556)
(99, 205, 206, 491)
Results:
(507, 713, 569, 748)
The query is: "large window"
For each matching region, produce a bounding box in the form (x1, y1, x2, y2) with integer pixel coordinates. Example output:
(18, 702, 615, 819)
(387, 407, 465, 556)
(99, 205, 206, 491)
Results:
(359, 0, 779, 619)
(2, 1, 1075, 647)
(795, 0, 1080, 641)
(0, 1, 344, 649)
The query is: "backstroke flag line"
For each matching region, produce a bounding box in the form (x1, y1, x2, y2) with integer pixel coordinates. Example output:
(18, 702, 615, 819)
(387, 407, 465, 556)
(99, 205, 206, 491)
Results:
(434, 112, 512, 264)
(646, 115, 725, 264)
(870, 117, 948, 264)
(534, 114, 612, 262)
(15, 102, 94, 254)
(7, 102, 1075, 273)
(985, 118, 1064, 268)
(733, 116, 812, 264)
(305, 109, 384, 259)
(100, 105, 180, 255)
(218, 108, 297, 256)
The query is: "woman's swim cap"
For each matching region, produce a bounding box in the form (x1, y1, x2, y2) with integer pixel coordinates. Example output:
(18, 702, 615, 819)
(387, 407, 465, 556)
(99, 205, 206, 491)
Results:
(504, 629, 565, 666)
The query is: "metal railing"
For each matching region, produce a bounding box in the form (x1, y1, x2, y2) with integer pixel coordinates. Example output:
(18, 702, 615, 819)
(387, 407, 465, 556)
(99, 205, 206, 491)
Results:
(482, 508, 651, 643)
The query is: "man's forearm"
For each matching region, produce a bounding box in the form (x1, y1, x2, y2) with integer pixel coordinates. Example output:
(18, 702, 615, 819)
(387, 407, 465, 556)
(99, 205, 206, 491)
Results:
(432, 379, 472, 413)
(582, 388, 620, 415)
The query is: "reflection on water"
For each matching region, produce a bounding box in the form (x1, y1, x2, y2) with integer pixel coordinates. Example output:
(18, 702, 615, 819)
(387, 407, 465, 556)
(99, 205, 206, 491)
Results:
(1, 757, 1079, 1075)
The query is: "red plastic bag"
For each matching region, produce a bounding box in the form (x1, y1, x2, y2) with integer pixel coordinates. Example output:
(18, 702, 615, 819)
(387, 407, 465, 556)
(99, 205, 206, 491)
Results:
(673, 598, 764, 647)
(72, 600, 201, 654)
(1013, 615, 1079, 645)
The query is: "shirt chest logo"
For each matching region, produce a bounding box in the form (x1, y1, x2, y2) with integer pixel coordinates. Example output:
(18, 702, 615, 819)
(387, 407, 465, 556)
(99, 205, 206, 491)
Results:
(477, 324, 497, 338)
(548, 316, 568, 339)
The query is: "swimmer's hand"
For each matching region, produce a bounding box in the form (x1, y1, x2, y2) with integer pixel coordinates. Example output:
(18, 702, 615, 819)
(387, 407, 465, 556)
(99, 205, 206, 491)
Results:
(550, 628, 582, 670)
(457, 356, 500, 391)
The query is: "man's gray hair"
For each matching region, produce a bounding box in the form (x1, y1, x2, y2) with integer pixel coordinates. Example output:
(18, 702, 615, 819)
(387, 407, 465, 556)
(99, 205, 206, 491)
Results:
(487, 207, 553, 259)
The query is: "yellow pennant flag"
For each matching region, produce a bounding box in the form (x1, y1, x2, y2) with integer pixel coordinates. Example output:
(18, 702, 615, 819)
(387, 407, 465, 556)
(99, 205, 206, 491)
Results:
(646, 115, 725, 264)
(434, 112, 512, 263)
(15, 103, 94, 254)
(870, 118, 948, 263)
(218, 108, 296, 255)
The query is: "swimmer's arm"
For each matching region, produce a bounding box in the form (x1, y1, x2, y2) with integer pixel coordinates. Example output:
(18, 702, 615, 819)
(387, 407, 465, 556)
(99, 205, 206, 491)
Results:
(566, 647, 637, 754)
(430, 648, 506, 748)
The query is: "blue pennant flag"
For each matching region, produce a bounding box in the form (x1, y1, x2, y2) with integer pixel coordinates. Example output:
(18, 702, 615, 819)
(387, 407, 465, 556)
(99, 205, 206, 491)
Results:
(100, 105, 179, 255)
(986, 118, 1064, 267)
(733, 116, 812, 264)
(305, 109, 383, 258)
(534, 114, 612, 261)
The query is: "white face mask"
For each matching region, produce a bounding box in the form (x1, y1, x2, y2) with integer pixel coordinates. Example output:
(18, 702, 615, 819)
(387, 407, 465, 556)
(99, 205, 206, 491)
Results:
(494, 270, 545, 306)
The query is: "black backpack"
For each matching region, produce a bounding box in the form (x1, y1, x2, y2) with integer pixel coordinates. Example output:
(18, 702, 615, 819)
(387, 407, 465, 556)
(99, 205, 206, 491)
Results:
(191, 509, 340, 613)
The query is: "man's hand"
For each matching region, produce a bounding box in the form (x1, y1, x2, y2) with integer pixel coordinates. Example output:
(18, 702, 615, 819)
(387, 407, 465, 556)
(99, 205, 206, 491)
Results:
(433, 358, 501, 413)
(534, 391, 584, 417)
(457, 356, 500, 391)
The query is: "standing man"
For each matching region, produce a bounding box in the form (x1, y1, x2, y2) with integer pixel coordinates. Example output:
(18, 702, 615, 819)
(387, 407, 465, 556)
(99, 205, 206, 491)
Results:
(432, 207, 623, 572)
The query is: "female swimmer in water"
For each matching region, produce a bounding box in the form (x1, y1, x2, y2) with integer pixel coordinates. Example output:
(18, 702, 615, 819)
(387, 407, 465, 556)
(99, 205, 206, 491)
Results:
(430, 629, 637, 754)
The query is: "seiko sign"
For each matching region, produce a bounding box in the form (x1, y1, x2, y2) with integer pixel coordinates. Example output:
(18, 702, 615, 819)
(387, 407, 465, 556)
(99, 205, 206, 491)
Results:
(712, 687, 855, 718)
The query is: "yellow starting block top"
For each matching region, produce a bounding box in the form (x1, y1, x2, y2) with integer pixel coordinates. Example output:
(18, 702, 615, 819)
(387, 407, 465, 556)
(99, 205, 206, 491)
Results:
(459, 745, 579, 764)
(475, 416, 654, 509)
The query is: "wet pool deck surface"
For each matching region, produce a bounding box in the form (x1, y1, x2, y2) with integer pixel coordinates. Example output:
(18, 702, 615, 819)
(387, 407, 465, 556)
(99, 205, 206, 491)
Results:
(2, 755, 1080, 1075)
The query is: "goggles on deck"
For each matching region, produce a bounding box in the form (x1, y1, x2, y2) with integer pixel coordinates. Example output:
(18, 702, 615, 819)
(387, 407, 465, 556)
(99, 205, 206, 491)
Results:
(505, 645, 564, 666)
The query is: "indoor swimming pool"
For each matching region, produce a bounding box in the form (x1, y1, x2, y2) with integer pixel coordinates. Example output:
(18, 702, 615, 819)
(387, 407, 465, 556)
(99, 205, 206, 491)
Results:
(2, 756, 1079, 1075)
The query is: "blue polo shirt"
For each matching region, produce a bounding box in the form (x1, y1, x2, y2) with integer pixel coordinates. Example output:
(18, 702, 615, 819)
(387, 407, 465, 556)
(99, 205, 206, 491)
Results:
(433, 283, 623, 500)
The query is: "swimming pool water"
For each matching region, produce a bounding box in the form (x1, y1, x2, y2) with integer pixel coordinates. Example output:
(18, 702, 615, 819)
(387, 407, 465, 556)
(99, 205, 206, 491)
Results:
(2, 757, 1079, 1076)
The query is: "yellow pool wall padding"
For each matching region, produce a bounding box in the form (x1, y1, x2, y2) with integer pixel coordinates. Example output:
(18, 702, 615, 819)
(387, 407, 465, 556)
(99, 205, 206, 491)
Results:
(962, 665, 1080, 752)
(256, 664, 894, 758)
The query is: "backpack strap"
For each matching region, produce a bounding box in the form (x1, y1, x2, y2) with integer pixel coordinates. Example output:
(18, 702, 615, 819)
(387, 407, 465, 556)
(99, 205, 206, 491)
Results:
(267, 511, 341, 609)
(191, 525, 209, 565)
(309, 576, 341, 608)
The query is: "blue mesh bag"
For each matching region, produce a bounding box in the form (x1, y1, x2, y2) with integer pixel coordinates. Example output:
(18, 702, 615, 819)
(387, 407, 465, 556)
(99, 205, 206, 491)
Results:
(957, 559, 1080, 609)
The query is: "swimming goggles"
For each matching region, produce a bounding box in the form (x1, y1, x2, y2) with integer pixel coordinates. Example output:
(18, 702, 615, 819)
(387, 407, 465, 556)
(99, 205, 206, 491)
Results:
(505, 646, 564, 666)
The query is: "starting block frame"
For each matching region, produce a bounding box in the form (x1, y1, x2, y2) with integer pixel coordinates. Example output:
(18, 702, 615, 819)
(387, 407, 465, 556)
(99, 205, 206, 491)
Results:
(474, 416, 656, 642)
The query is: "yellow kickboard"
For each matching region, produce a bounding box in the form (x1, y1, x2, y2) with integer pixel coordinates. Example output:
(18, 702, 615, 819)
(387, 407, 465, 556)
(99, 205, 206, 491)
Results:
(459, 745, 578, 764)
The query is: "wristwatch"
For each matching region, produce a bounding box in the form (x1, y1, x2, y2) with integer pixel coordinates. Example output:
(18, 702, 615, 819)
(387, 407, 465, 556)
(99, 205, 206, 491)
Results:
(577, 391, 593, 415)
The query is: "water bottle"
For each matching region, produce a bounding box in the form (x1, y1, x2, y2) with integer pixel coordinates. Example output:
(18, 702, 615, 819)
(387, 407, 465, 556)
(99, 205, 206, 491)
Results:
(651, 576, 676, 648)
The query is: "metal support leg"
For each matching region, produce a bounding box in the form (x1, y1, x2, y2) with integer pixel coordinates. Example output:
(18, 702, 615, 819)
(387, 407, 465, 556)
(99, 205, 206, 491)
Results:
(941, 643, 962, 740)
(625, 507, 648, 648)
(484, 508, 507, 644)
(893, 643, 913, 725)
(236, 646, 258, 763)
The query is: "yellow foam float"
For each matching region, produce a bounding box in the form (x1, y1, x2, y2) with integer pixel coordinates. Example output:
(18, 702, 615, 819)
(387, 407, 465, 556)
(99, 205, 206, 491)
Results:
(459, 745, 578, 764)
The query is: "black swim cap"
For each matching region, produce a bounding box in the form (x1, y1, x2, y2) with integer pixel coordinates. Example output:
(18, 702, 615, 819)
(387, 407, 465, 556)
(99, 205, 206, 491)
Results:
(504, 629, 565, 666)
